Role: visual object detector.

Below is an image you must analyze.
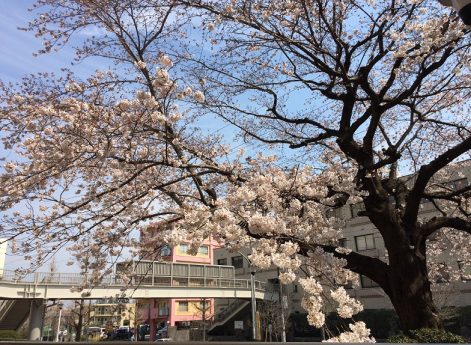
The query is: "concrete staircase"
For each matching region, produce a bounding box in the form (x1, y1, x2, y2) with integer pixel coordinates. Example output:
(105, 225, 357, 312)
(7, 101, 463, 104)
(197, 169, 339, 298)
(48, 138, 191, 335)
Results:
(0, 299, 30, 330)
(209, 300, 250, 334)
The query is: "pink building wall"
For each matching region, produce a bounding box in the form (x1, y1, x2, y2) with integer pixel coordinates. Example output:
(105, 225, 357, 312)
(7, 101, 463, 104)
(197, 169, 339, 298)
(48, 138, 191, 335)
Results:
(139, 224, 219, 340)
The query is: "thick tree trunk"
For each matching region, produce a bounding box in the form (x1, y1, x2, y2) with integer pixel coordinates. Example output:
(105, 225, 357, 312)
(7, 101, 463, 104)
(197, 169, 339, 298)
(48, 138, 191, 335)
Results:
(386, 250, 442, 332)
(362, 195, 442, 333)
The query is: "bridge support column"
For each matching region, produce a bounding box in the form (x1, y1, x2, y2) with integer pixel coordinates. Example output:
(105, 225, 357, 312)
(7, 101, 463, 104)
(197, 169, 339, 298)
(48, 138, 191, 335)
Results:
(28, 299, 44, 341)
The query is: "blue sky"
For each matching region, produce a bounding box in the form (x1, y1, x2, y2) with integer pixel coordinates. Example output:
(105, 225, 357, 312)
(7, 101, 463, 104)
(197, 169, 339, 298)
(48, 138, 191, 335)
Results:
(0, 1, 45, 81)
(0, 1, 100, 82)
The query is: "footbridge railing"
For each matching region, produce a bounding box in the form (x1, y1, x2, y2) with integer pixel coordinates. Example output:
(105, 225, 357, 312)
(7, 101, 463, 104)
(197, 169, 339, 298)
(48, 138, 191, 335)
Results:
(0, 261, 266, 292)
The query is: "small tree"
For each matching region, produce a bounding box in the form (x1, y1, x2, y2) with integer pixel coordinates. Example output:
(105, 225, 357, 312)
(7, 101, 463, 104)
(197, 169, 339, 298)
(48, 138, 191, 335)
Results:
(258, 300, 285, 342)
(64, 299, 88, 342)
(192, 298, 213, 341)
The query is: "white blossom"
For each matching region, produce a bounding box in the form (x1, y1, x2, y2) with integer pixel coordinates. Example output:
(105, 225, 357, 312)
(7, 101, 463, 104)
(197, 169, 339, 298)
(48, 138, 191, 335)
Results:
(330, 286, 363, 318)
(194, 90, 205, 103)
(278, 270, 296, 284)
(159, 55, 173, 68)
(183, 87, 193, 96)
(207, 22, 215, 31)
(324, 321, 375, 343)
(134, 60, 147, 70)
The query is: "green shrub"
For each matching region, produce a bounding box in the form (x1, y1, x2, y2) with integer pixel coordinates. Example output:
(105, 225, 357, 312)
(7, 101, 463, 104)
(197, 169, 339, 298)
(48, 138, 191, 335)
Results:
(411, 328, 465, 343)
(388, 328, 465, 343)
(0, 329, 23, 340)
(388, 334, 415, 343)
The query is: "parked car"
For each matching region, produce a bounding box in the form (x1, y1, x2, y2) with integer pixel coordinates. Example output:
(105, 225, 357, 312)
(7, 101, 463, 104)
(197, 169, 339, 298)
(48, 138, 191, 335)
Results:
(111, 328, 132, 341)
(156, 327, 168, 339)
(87, 327, 107, 341)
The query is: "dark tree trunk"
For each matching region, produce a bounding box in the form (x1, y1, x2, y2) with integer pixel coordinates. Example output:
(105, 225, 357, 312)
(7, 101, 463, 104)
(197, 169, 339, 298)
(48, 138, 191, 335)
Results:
(74, 299, 84, 342)
(362, 196, 443, 333)
(386, 247, 442, 332)
(74, 315, 83, 342)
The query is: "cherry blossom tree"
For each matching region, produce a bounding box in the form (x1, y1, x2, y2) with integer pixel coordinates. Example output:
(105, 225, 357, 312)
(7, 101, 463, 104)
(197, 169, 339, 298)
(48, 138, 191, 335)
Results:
(177, 0, 471, 333)
(0, 0, 470, 340)
(0, 0, 231, 278)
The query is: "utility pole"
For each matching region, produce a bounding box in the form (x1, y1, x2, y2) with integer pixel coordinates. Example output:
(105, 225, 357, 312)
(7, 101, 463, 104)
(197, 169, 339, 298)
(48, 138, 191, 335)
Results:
(55, 302, 63, 342)
(277, 268, 287, 342)
(202, 298, 207, 341)
(250, 271, 257, 341)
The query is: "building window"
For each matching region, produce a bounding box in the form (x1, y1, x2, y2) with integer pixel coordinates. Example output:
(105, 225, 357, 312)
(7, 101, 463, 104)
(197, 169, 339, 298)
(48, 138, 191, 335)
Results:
(217, 258, 227, 265)
(178, 301, 189, 312)
(179, 244, 188, 253)
(231, 256, 244, 269)
(160, 245, 171, 256)
(198, 245, 209, 255)
(360, 275, 379, 288)
(350, 203, 366, 218)
(355, 234, 375, 251)
(159, 303, 169, 316)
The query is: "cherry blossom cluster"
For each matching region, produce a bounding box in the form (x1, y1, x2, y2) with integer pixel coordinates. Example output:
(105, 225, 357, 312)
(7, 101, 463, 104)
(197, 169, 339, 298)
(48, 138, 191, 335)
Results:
(324, 321, 375, 343)
(330, 287, 364, 318)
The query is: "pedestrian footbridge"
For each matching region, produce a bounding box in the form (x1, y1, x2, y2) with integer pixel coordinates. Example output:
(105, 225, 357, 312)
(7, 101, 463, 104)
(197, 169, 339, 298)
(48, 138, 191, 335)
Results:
(0, 261, 275, 340)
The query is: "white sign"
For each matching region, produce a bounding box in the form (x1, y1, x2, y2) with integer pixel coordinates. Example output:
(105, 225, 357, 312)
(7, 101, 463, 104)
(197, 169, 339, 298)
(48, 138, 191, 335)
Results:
(234, 321, 244, 329)
(282, 295, 288, 309)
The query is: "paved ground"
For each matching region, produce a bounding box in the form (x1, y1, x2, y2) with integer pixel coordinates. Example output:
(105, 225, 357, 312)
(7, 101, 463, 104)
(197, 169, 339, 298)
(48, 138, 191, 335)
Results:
(0, 341, 416, 345)
(0, 340, 324, 345)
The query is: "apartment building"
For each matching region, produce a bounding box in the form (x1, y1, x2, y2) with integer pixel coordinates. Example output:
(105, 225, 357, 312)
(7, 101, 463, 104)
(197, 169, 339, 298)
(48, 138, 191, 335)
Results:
(89, 299, 136, 329)
(137, 224, 219, 340)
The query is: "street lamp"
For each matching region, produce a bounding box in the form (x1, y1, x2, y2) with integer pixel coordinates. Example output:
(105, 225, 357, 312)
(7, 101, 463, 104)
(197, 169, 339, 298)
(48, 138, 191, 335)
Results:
(237, 251, 257, 341)
(438, 0, 471, 24)
(55, 301, 64, 342)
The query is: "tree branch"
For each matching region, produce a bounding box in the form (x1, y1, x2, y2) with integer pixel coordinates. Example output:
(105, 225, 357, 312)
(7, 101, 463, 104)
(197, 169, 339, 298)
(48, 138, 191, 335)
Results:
(404, 136, 471, 229)
(420, 216, 471, 238)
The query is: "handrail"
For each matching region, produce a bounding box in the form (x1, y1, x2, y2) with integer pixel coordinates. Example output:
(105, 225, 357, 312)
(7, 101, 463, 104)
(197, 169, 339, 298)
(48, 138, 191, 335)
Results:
(0, 300, 15, 320)
(215, 299, 249, 322)
(0, 269, 266, 291)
